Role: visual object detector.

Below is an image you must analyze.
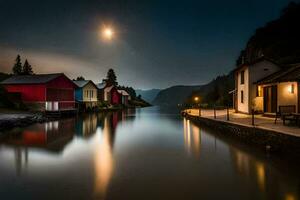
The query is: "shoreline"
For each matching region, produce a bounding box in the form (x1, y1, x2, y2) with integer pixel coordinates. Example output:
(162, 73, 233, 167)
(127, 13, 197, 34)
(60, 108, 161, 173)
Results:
(0, 113, 48, 133)
(0, 105, 151, 132)
(183, 112, 300, 158)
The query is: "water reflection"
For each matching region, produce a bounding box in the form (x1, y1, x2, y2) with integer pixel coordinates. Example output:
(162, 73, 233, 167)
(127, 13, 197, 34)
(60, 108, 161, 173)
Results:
(1, 118, 75, 175)
(230, 146, 299, 200)
(0, 110, 135, 180)
(183, 118, 201, 157)
(94, 113, 115, 198)
(93, 110, 137, 198)
(0, 108, 298, 200)
(183, 118, 299, 200)
(75, 114, 98, 138)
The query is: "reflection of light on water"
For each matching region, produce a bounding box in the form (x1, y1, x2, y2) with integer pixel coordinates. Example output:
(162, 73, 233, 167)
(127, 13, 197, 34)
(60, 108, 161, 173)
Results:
(183, 118, 201, 157)
(232, 148, 267, 192)
(256, 162, 265, 191)
(285, 193, 296, 200)
(45, 121, 59, 132)
(235, 151, 248, 175)
(94, 117, 114, 198)
(192, 125, 200, 157)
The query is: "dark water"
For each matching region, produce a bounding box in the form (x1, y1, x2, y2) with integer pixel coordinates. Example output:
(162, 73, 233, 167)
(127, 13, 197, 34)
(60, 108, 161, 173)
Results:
(0, 107, 299, 200)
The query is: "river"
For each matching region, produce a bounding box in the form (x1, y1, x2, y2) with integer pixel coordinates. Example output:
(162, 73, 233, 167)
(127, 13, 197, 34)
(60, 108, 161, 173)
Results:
(0, 107, 299, 200)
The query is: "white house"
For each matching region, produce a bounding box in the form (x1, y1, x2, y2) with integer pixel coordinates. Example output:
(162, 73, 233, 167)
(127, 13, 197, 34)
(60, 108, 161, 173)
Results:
(235, 58, 281, 114)
(235, 57, 300, 115)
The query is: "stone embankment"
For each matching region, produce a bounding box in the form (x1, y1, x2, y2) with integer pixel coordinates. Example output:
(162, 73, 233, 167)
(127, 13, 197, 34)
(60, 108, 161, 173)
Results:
(182, 112, 300, 157)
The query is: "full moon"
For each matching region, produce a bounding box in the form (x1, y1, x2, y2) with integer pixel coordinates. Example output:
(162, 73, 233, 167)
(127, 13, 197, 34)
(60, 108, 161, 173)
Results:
(102, 27, 114, 40)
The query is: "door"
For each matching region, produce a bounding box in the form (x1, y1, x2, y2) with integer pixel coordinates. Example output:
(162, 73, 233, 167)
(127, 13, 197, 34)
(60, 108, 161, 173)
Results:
(263, 85, 277, 113)
(46, 101, 52, 111)
(53, 102, 59, 111)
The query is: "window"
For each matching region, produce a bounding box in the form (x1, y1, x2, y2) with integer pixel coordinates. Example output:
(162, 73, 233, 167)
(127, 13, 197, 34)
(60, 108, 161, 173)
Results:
(240, 70, 245, 84)
(241, 91, 244, 103)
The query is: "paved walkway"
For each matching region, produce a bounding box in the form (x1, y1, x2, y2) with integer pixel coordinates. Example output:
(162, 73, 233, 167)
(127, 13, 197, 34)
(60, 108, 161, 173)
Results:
(185, 109, 300, 137)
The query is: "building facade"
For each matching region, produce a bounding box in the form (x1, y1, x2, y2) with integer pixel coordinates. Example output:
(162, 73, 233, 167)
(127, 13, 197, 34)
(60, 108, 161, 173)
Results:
(235, 58, 300, 114)
(104, 85, 122, 105)
(235, 59, 280, 114)
(74, 80, 98, 110)
(1, 73, 76, 111)
(256, 64, 300, 113)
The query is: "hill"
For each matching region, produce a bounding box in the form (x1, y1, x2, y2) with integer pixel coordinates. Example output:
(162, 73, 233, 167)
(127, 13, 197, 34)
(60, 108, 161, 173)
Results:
(152, 85, 202, 106)
(135, 89, 161, 103)
(236, 2, 300, 66)
(185, 72, 234, 107)
(152, 72, 234, 107)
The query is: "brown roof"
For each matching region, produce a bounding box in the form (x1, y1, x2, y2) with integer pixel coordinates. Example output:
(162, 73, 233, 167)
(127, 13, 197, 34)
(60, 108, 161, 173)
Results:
(256, 64, 300, 84)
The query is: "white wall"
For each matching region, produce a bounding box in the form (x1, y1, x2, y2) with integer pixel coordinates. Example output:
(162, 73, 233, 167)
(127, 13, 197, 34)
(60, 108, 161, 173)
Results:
(236, 60, 281, 114)
(237, 66, 249, 113)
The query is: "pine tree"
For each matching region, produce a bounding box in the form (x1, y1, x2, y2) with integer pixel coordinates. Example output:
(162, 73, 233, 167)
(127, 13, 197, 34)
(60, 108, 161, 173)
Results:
(22, 59, 34, 75)
(12, 55, 22, 75)
(106, 68, 118, 86)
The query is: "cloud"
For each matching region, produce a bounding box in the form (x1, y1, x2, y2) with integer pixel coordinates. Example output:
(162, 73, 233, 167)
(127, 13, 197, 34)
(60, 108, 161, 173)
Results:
(0, 46, 106, 83)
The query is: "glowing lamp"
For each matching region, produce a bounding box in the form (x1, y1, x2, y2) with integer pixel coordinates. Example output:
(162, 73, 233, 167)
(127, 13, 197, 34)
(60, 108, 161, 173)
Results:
(194, 97, 199, 102)
(288, 84, 294, 94)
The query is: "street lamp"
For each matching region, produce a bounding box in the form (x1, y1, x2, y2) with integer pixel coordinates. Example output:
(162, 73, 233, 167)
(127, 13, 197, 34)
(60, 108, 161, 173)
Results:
(194, 96, 201, 117)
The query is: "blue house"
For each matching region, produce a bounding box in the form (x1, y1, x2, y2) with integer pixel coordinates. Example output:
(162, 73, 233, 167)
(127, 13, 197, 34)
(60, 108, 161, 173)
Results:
(73, 80, 98, 110)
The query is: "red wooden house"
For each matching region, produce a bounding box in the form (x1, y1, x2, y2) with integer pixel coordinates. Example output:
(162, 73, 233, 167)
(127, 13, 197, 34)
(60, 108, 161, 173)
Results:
(104, 85, 122, 104)
(1, 73, 77, 111)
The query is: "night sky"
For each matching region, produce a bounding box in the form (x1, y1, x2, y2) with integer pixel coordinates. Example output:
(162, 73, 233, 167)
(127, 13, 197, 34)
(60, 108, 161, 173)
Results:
(0, 0, 296, 89)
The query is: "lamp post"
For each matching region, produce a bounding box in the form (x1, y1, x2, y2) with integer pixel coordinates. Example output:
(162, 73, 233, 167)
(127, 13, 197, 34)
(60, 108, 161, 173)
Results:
(194, 97, 201, 117)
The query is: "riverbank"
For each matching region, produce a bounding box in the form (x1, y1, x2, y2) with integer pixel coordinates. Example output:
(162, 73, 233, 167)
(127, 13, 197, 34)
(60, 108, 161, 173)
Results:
(0, 105, 150, 132)
(0, 112, 47, 132)
(182, 109, 300, 157)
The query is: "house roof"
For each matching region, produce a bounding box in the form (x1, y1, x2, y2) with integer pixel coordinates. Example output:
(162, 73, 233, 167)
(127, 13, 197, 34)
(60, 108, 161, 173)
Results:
(96, 82, 106, 89)
(235, 57, 279, 72)
(118, 89, 130, 96)
(256, 64, 300, 84)
(73, 80, 97, 88)
(0, 73, 64, 84)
